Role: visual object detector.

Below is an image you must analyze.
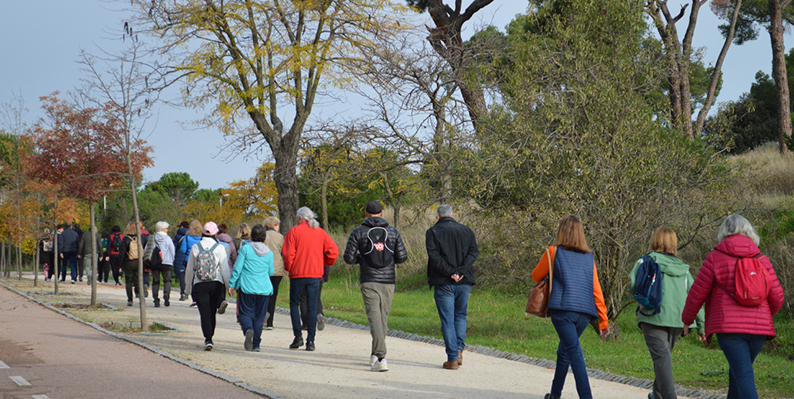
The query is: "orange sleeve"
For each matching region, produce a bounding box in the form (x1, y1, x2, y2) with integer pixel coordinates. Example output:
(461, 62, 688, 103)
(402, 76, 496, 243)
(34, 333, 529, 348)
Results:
(532, 246, 556, 282)
(592, 262, 609, 330)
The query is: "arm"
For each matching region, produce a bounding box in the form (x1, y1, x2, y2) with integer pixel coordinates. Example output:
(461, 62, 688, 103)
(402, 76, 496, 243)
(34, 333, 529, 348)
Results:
(457, 230, 479, 275)
(592, 263, 610, 330)
(281, 232, 295, 272)
(218, 246, 231, 287)
(266, 252, 275, 276)
(323, 231, 339, 266)
(343, 230, 360, 265)
(627, 258, 642, 292)
(687, 271, 706, 334)
(180, 236, 188, 254)
(531, 246, 556, 283)
(228, 246, 245, 290)
(184, 246, 195, 296)
(682, 257, 715, 326)
(393, 229, 408, 264)
(763, 257, 785, 316)
(425, 229, 457, 278)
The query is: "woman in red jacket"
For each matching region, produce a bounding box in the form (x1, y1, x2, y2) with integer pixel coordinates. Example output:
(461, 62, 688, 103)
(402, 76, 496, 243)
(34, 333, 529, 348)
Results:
(682, 215, 784, 399)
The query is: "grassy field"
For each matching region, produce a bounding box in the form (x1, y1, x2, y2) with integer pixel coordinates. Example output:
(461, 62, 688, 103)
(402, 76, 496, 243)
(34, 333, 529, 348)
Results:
(277, 270, 794, 398)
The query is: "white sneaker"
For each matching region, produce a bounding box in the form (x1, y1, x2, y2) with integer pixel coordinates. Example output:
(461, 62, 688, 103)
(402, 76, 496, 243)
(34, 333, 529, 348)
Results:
(370, 354, 378, 367)
(371, 358, 388, 372)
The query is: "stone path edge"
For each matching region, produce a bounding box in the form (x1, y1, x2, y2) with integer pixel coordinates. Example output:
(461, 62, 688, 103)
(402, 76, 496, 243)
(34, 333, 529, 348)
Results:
(0, 281, 285, 399)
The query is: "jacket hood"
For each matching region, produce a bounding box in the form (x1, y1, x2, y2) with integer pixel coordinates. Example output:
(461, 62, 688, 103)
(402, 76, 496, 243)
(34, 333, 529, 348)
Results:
(362, 217, 389, 228)
(714, 234, 760, 258)
(249, 242, 271, 257)
(217, 233, 233, 243)
(650, 252, 690, 277)
(154, 232, 171, 247)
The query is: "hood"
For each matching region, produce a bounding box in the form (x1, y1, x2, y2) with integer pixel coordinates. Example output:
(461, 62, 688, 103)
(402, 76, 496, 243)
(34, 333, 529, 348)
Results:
(176, 227, 188, 236)
(650, 252, 690, 277)
(217, 233, 233, 244)
(362, 217, 389, 228)
(154, 232, 171, 247)
(249, 242, 271, 257)
(714, 234, 760, 258)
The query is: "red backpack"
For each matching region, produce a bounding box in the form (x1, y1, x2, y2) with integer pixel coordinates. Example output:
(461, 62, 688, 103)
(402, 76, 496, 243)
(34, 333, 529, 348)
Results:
(718, 254, 770, 307)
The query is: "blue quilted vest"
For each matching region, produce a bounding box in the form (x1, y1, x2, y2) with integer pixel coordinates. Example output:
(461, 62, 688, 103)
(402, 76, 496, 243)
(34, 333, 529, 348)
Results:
(547, 247, 598, 319)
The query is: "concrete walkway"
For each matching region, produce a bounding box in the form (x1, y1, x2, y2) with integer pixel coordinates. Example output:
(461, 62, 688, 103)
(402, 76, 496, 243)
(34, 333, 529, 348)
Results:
(1, 277, 711, 399)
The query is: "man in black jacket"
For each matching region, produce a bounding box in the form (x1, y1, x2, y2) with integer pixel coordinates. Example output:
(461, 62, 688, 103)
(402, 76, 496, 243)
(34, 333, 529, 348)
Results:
(57, 223, 80, 283)
(426, 204, 478, 370)
(343, 200, 407, 372)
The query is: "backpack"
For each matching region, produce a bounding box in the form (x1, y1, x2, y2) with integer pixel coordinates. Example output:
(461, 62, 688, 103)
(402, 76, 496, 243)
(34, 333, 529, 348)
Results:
(718, 254, 769, 307)
(43, 240, 53, 252)
(194, 242, 222, 282)
(362, 226, 394, 268)
(127, 236, 140, 260)
(633, 255, 663, 316)
(148, 246, 163, 271)
(110, 233, 124, 255)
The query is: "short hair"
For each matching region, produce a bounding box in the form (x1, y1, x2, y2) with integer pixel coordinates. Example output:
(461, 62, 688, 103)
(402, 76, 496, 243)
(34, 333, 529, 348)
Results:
(155, 221, 170, 232)
(236, 223, 251, 239)
(179, 221, 190, 229)
(124, 222, 138, 235)
(251, 224, 267, 242)
(101, 230, 110, 239)
(111, 225, 121, 233)
(554, 216, 591, 254)
(437, 204, 453, 218)
(188, 219, 203, 236)
(263, 216, 280, 229)
(218, 223, 229, 234)
(297, 207, 320, 229)
(717, 214, 760, 246)
(649, 227, 677, 256)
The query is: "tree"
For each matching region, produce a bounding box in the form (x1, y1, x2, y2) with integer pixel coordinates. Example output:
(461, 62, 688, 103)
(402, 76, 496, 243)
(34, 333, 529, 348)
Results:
(145, 172, 199, 208)
(127, 0, 409, 232)
(226, 163, 279, 221)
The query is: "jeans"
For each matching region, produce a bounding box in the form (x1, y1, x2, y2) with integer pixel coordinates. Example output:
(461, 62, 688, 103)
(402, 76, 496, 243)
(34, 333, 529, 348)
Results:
(237, 290, 269, 348)
(59, 251, 77, 281)
(640, 323, 683, 399)
(266, 276, 283, 328)
(290, 278, 321, 342)
(301, 280, 324, 326)
(433, 284, 472, 362)
(717, 333, 766, 399)
(176, 272, 186, 296)
(550, 310, 593, 399)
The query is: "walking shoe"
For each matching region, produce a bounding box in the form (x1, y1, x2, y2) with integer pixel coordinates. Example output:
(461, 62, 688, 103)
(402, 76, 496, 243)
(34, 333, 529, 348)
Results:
(244, 329, 254, 351)
(442, 361, 459, 370)
(190, 302, 198, 308)
(370, 354, 378, 367)
(204, 340, 213, 351)
(289, 336, 304, 349)
(544, 395, 560, 399)
(79, 277, 83, 282)
(371, 358, 388, 372)
(71, 280, 75, 284)
(143, 287, 148, 298)
(164, 298, 170, 307)
(265, 326, 274, 330)
(218, 300, 228, 314)
(305, 341, 315, 351)
(317, 314, 325, 331)
(458, 349, 463, 366)
(648, 394, 655, 399)
(179, 294, 188, 301)
(127, 301, 133, 307)
(154, 301, 160, 308)
(252, 347, 260, 352)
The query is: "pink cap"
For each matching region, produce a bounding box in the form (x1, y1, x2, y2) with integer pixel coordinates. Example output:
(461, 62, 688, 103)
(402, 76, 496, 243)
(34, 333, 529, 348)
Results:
(203, 222, 219, 236)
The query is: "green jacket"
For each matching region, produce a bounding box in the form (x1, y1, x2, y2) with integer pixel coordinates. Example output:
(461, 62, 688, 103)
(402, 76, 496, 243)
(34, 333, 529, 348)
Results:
(628, 252, 705, 333)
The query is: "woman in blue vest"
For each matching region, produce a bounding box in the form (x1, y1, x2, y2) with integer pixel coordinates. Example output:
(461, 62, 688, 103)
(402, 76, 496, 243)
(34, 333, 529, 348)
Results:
(532, 216, 610, 399)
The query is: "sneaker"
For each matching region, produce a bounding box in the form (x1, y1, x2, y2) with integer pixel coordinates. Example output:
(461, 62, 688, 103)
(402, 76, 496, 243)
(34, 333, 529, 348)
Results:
(370, 354, 378, 367)
(371, 358, 388, 372)
(154, 301, 160, 308)
(305, 341, 315, 351)
(442, 361, 459, 370)
(79, 277, 83, 282)
(244, 329, 254, 351)
(164, 298, 170, 307)
(144, 288, 148, 298)
(71, 280, 75, 284)
(190, 302, 198, 308)
(180, 294, 188, 301)
(204, 340, 213, 351)
(252, 347, 260, 352)
(289, 336, 304, 349)
(127, 301, 133, 307)
(265, 326, 274, 331)
(544, 395, 560, 399)
(218, 300, 228, 314)
(317, 314, 325, 331)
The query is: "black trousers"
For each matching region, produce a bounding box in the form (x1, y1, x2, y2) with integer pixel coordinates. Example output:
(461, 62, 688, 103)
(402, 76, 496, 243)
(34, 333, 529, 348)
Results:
(266, 276, 283, 327)
(151, 265, 173, 301)
(192, 281, 225, 341)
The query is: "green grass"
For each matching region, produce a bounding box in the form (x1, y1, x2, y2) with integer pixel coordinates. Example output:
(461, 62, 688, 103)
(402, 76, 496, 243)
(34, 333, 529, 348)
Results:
(279, 271, 794, 398)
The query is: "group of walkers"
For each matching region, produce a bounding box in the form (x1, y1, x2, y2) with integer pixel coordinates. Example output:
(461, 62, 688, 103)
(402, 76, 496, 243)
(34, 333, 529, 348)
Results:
(531, 214, 784, 399)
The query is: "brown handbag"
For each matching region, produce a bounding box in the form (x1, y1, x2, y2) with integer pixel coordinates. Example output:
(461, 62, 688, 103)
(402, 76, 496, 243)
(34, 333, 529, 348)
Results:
(526, 247, 554, 318)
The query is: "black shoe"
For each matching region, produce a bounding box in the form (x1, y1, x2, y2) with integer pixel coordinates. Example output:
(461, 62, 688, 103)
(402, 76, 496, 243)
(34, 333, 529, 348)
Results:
(154, 301, 160, 308)
(305, 341, 315, 351)
(218, 300, 228, 314)
(204, 340, 213, 351)
(544, 394, 560, 399)
(244, 329, 254, 351)
(289, 336, 304, 349)
(164, 298, 170, 307)
(127, 301, 133, 307)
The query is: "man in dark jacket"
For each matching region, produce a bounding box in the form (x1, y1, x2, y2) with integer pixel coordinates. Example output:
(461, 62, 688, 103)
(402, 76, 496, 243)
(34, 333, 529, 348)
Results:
(58, 223, 80, 283)
(426, 204, 478, 370)
(344, 200, 407, 372)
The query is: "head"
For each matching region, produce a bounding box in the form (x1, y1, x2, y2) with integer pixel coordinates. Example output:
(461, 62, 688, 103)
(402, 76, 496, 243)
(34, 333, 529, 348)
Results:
(56, 224, 64, 233)
(297, 206, 320, 229)
(111, 225, 121, 234)
(66, 222, 73, 229)
(649, 227, 677, 256)
(203, 221, 219, 238)
(188, 219, 203, 236)
(101, 230, 110, 239)
(717, 214, 760, 246)
(179, 221, 190, 229)
(251, 224, 267, 243)
(155, 221, 170, 233)
(554, 216, 591, 254)
(437, 204, 454, 219)
(236, 223, 251, 239)
(263, 216, 280, 231)
(123, 222, 138, 235)
(218, 223, 229, 235)
(365, 200, 383, 218)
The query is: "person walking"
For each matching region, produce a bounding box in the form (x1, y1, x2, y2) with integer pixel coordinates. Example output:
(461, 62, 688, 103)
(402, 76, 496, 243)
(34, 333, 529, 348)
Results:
(57, 223, 80, 283)
(39, 231, 54, 282)
(108, 225, 125, 286)
(172, 221, 190, 300)
(628, 227, 705, 399)
(282, 207, 339, 352)
(344, 200, 408, 372)
(262, 217, 285, 330)
(179, 220, 203, 303)
(532, 216, 610, 399)
(121, 222, 145, 306)
(229, 224, 274, 352)
(217, 223, 238, 269)
(185, 222, 231, 351)
(426, 204, 479, 370)
(97, 231, 111, 283)
(682, 215, 785, 399)
(234, 223, 251, 251)
(146, 221, 176, 308)
(77, 226, 101, 285)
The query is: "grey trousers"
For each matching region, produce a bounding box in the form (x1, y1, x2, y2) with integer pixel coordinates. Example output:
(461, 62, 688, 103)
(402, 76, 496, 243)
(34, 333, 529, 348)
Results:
(640, 323, 683, 399)
(361, 282, 395, 359)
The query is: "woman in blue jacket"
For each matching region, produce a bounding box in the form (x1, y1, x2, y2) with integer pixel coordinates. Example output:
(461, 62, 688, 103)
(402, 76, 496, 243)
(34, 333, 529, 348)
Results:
(176, 220, 202, 301)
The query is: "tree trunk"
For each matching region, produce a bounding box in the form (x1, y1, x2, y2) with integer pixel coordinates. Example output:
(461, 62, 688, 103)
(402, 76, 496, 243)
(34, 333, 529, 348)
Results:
(17, 242, 22, 281)
(273, 146, 300, 233)
(393, 203, 401, 231)
(124, 127, 147, 332)
(769, 0, 792, 153)
(90, 202, 98, 306)
(53, 229, 59, 295)
(320, 176, 329, 230)
(33, 244, 38, 288)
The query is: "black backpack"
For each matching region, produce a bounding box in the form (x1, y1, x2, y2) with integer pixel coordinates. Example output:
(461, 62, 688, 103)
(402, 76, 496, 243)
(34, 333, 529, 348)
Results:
(110, 233, 123, 255)
(362, 226, 394, 268)
(148, 246, 163, 271)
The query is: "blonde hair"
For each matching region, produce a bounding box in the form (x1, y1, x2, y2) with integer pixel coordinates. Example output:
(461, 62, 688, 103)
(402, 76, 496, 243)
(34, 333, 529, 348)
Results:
(236, 223, 251, 239)
(188, 219, 203, 236)
(554, 216, 591, 253)
(123, 222, 138, 235)
(649, 227, 677, 256)
(263, 216, 280, 229)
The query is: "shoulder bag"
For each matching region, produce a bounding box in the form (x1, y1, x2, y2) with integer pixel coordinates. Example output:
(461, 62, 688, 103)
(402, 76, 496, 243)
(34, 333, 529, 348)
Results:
(526, 247, 554, 318)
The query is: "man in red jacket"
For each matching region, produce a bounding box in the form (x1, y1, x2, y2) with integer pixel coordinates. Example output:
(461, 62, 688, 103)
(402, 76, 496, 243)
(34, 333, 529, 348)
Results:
(282, 206, 339, 352)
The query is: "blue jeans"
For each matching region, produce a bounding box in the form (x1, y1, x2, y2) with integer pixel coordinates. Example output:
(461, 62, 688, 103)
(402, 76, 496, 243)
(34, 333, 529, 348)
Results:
(550, 310, 592, 399)
(433, 284, 471, 362)
(237, 290, 269, 349)
(717, 333, 766, 399)
(290, 278, 320, 342)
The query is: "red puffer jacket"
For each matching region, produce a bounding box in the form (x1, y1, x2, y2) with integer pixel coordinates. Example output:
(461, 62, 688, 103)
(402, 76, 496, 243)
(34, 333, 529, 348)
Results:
(682, 234, 784, 340)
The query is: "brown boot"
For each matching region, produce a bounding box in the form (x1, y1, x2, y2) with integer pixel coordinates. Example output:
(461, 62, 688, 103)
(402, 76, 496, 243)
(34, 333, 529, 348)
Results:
(458, 349, 463, 366)
(442, 361, 459, 370)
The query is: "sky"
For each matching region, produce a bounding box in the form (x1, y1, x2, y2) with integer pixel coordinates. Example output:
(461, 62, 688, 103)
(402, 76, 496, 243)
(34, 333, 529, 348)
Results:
(0, 1, 789, 190)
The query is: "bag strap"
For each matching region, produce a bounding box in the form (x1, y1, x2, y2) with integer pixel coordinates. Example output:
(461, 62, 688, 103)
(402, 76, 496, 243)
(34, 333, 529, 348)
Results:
(547, 246, 555, 293)
(714, 253, 764, 299)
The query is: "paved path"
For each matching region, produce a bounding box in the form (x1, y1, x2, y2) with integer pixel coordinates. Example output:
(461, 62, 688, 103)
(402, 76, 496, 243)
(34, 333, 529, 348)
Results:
(0, 277, 707, 399)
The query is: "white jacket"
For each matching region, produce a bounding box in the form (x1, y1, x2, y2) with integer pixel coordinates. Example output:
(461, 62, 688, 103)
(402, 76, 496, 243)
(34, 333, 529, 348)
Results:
(185, 237, 230, 295)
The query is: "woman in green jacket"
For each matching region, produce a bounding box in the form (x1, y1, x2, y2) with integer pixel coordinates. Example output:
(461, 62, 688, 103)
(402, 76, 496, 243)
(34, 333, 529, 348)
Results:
(628, 227, 705, 399)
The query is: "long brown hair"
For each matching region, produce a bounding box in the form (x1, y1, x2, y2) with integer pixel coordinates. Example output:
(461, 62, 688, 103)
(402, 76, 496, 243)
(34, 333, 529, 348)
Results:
(554, 216, 591, 253)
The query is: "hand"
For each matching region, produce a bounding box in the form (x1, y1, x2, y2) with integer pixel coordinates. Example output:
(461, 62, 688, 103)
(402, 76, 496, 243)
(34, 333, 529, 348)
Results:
(683, 325, 690, 336)
(599, 328, 610, 340)
(451, 274, 462, 282)
(60, 254, 64, 259)
(228, 288, 234, 296)
(698, 334, 707, 342)
(77, 255, 81, 259)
